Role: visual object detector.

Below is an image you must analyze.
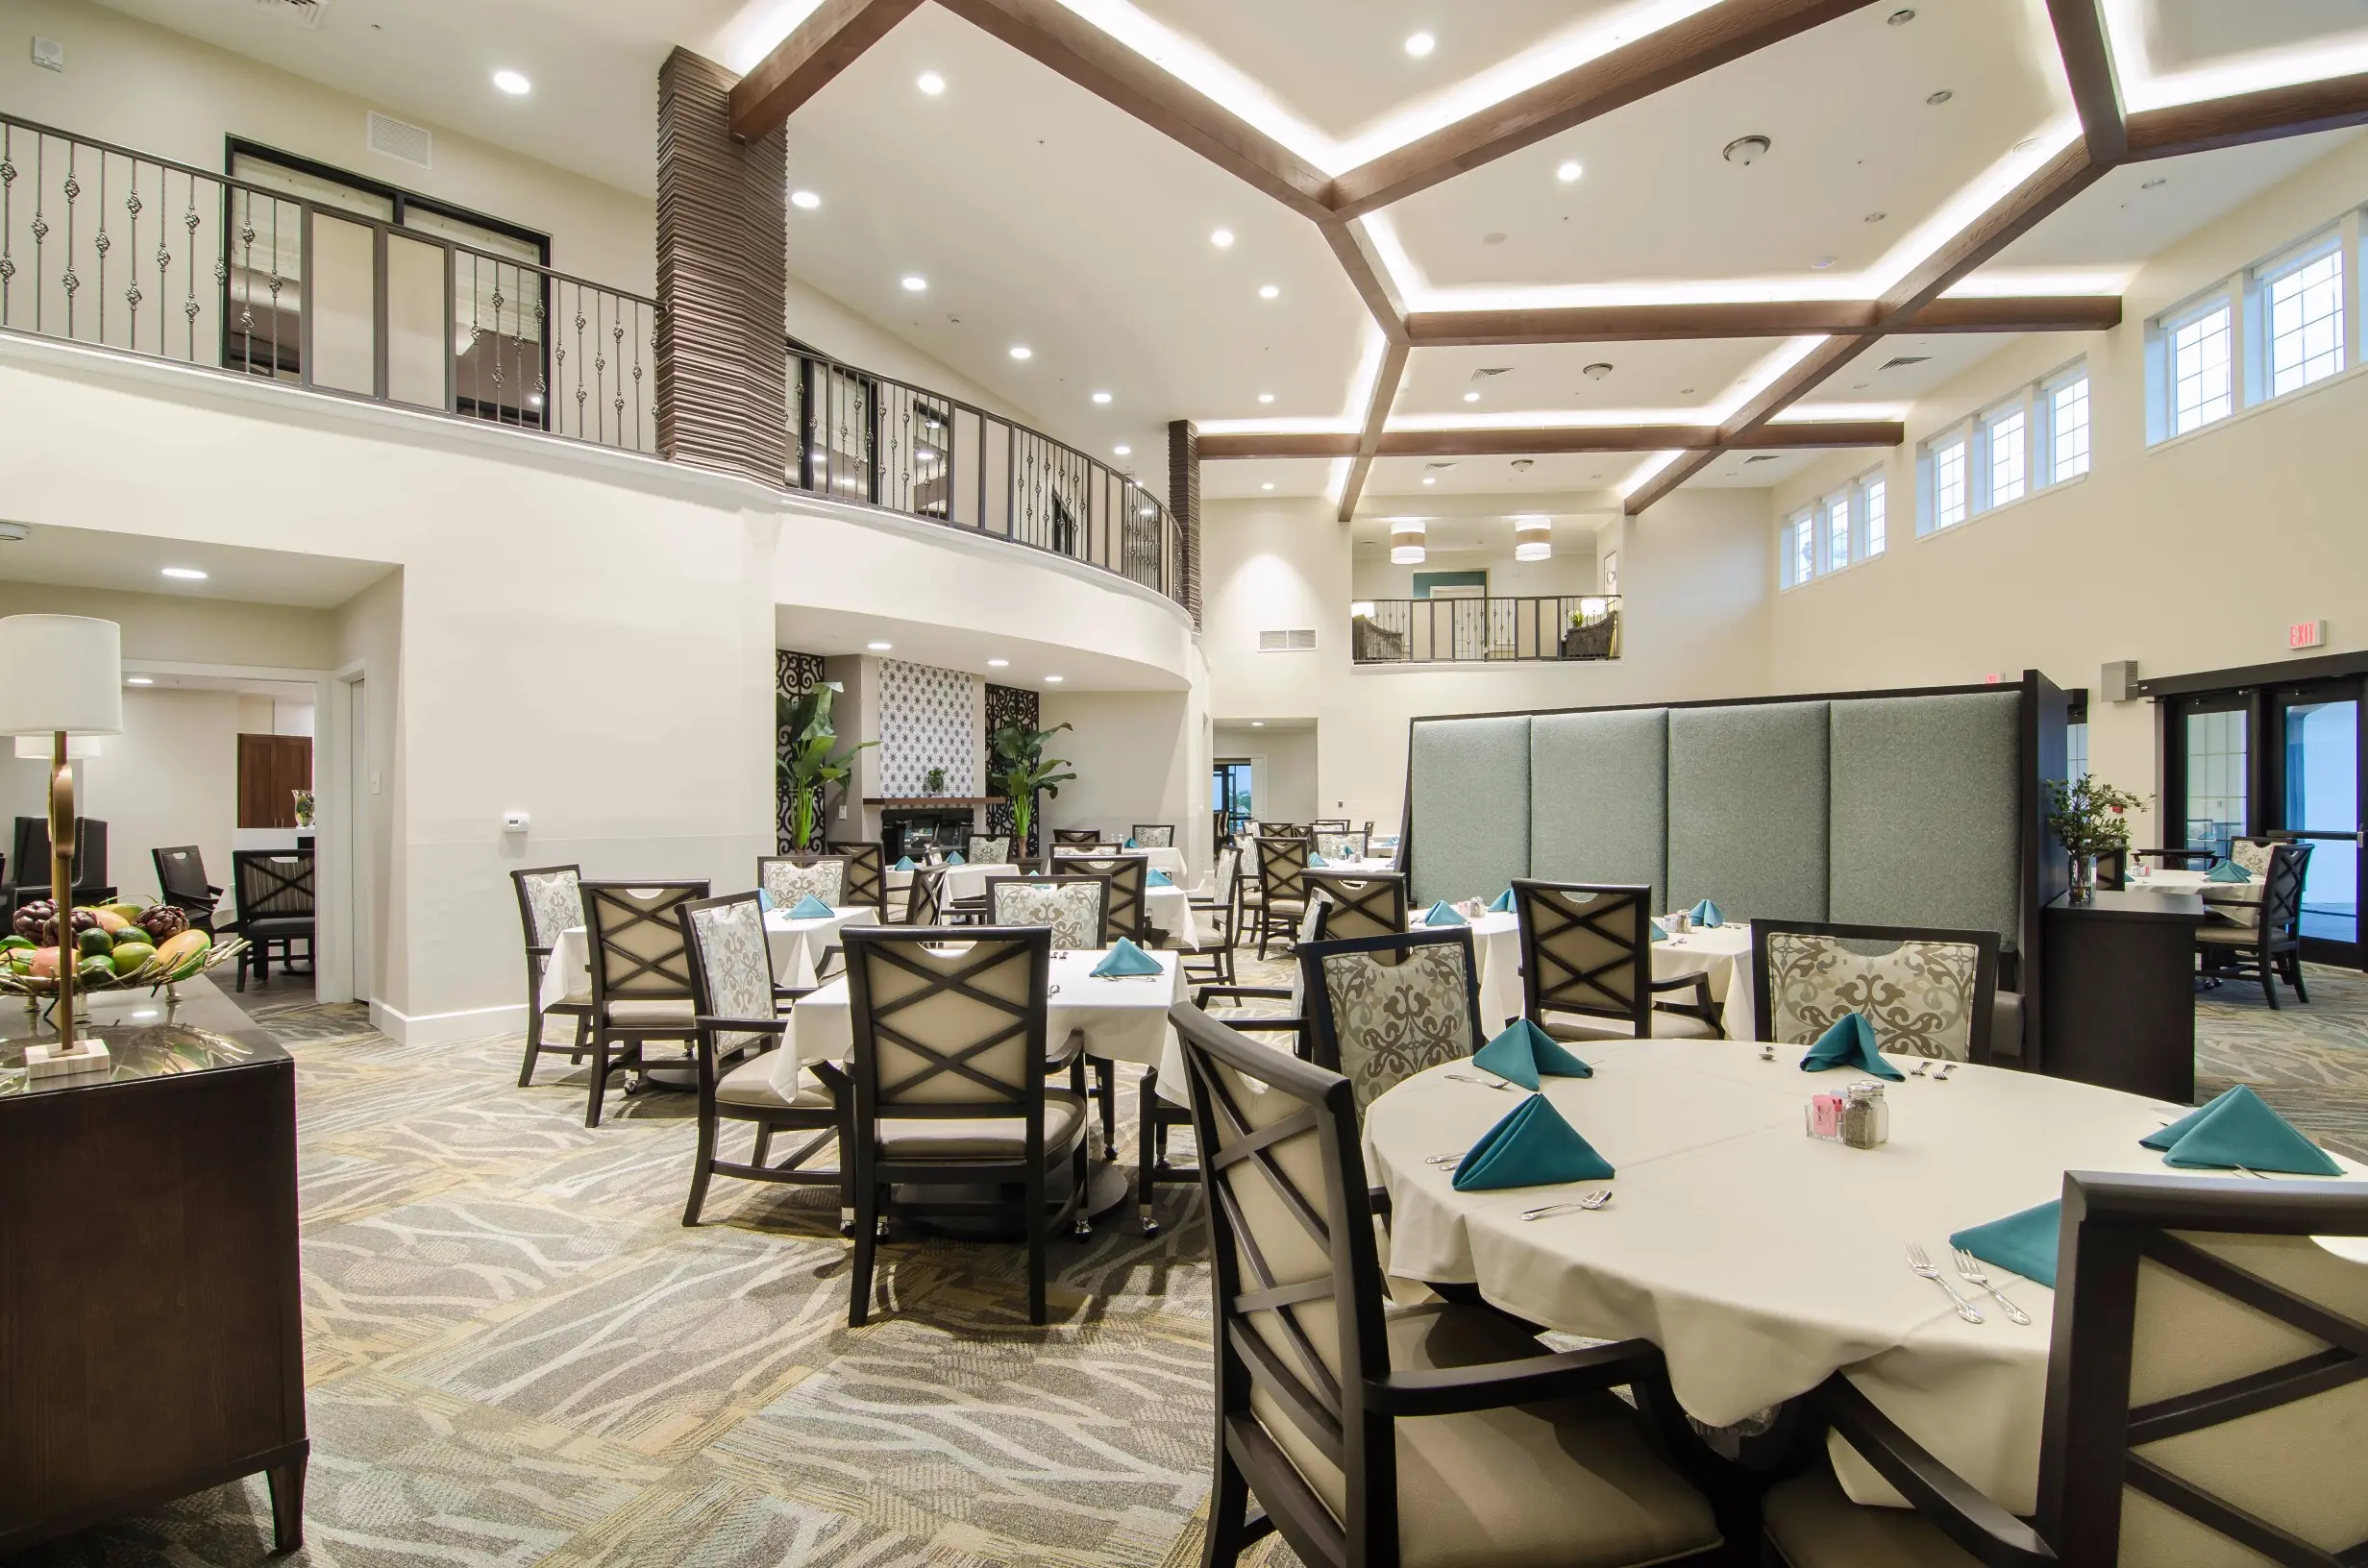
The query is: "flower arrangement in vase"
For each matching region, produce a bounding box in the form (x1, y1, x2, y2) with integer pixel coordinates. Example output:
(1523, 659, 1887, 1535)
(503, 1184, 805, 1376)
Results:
(2044, 776, 2146, 901)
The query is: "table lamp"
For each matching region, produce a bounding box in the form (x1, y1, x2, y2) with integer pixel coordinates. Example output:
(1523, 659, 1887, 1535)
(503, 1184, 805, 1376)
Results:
(0, 615, 124, 1076)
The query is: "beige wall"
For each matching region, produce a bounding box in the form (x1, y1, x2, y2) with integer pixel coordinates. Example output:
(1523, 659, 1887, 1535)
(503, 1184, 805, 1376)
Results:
(1039, 682, 1212, 873)
(1212, 723, 1320, 825)
(1349, 541, 1602, 600)
(0, 579, 337, 669)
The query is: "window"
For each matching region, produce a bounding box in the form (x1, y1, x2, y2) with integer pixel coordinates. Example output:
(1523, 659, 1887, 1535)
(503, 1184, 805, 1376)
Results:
(2264, 245, 2344, 398)
(1782, 509, 1813, 588)
(2169, 301, 2233, 434)
(1862, 475, 1887, 556)
(2045, 368, 2090, 483)
(1822, 489, 1851, 575)
(1924, 433, 1967, 532)
(1981, 403, 2027, 508)
(1779, 468, 1887, 590)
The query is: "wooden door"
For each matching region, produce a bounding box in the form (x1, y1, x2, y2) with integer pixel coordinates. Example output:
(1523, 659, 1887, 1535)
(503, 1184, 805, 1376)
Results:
(237, 735, 314, 829)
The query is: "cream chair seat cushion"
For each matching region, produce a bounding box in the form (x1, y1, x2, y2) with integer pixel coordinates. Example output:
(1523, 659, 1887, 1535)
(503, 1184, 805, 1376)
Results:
(604, 997, 696, 1027)
(1545, 1009, 1720, 1042)
(2196, 920, 2265, 944)
(547, 989, 592, 1011)
(716, 1058, 836, 1112)
(1761, 1459, 1981, 1568)
(879, 1090, 1086, 1162)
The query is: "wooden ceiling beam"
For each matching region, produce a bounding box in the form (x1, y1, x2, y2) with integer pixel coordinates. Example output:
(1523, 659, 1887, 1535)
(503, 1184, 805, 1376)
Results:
(1401, 293, 2120, 346)
(2045, 0, 2125, 162)
(1325, 0, 1876, 220)
(1336, 341, 1411, 521)
(2125, 71, 2368, 161)
(728, 0, 926, 140)
(1198, 420, 1899, 459)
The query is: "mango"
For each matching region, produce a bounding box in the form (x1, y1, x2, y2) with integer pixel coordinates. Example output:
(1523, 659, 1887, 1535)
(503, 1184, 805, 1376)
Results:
(110, 943, 156, 976)
(150, 930, 211, 978)
(90, 908, 129, 935)
(29, 946, 60, 978)
(104, 903, 146, 924)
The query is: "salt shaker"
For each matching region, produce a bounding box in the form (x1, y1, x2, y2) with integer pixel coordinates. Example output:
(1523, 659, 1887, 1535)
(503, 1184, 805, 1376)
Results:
(1841, 1081, 1890, 1149)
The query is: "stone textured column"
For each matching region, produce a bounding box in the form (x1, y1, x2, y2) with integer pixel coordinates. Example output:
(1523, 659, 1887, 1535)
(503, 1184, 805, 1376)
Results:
(656, 48, 787, 484)
(1167, 418, 1201, 626)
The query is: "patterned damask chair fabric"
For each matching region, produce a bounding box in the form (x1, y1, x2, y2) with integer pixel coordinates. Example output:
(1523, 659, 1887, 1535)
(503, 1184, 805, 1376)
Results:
(1313, 830, 1369, 862)
(1131, 824, 1175, 848)
(762, 858, 844, 908)
(1308, 939, 1481, 1114)
(988, 880, 1107, 952)
(2230, 837, 2282, 877)
(521, 868, 583, 947)
(1763, 929, 1986, 1061)
(969, 836, 1013, 865)
(687, 898, 778, 1054)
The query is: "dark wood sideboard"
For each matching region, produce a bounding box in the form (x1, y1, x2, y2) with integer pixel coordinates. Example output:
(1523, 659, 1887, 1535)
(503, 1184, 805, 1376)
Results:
(0, 976, 307, 1555)
(2038, 888, 2209, 1104)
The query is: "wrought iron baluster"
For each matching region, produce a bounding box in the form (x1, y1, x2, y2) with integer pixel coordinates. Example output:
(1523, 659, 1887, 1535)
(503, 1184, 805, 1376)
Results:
(592, 290, 608, 445)
(31, 135, 45, 333)
(94, 153, 108, 344)
(632, 298, 646, 450)
(2, 123, 16, 325)
(609, 310, 624, 442)
(267, 196, 282, 379)
(488, 261, 507, 424)
(62, 142, 79, 339)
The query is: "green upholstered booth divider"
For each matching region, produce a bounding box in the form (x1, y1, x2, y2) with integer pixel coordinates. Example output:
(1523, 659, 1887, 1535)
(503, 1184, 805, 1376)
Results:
(1530, 708, 1668, 908)
(1667, 700, 1832, 923)
(1407, 715, 1532, 907)
(1828, 692, 2023, 941)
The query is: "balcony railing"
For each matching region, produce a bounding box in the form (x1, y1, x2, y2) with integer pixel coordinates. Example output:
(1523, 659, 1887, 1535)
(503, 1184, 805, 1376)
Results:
(0, 112, 658, 452)
(1351, 596, 1621, 664)
(787, 346, 1178, 599)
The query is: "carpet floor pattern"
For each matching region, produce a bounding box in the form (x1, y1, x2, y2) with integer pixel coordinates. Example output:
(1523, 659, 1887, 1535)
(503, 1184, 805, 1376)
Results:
(14, 957, 2368, 1567)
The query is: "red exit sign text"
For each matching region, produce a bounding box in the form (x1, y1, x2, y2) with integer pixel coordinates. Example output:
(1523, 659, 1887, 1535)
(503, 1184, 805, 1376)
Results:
(2291, 620, 2326, 649)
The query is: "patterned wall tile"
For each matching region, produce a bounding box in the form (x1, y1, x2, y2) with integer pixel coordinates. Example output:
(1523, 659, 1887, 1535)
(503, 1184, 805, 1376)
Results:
(983, 684, 1040, 849)
(878, 659, 975, 798)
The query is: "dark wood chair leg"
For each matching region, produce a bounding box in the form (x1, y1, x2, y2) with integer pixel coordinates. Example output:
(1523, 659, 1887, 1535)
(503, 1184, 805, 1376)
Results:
(2288, 950, 2310, 1003)
(1199, 1440, 1253, 1568)
(1138, 1070, 1162, 1237)
(1093, 1060, 1117, 1154)
(849, 1183, 879, 1327)
(751, 1123, 775, 1169)
(683, 1113, 717, 1227)
(584, 1035, 612, 1128)
(2259, 943, 2282, 1009)
(518, 995, 544, 1088)
(267, 1453, 307, 1554)
(1025, 1166, 1049, 1326)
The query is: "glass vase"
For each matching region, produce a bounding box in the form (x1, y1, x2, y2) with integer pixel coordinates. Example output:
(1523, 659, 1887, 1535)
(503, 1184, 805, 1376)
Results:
(2068, 850, 2097, 903)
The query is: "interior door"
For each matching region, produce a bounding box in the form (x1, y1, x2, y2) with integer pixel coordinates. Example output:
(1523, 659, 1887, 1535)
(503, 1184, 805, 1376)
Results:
(2267, 679, 2363, 966)
(2165, 692, 2253, 859)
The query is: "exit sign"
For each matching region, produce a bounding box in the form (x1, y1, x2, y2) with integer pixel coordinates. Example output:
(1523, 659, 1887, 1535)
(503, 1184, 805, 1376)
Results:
(2291, 620, 2327, 649)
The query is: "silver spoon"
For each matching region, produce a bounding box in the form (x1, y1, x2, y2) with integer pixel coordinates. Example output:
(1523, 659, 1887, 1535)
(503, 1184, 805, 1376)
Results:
(1445, 1071, 1522, 1093)
(1521, 1190, 1613, 1219)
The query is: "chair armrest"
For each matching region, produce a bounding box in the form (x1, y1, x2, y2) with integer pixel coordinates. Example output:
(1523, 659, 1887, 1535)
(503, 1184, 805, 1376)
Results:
(1046, 1027, 1087, 1069)
(1812, 1376, 2057, 1568)
(1195, 984, 1293, 1008)
(695, 1016, 789, 1037)
(1367, 1336, 1669, 1418)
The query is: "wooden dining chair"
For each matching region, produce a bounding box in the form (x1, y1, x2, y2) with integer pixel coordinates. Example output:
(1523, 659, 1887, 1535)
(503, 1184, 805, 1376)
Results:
(1177, 845, 1241, 989)
(963, 832, 1013, 865)
(579, 879, 709, 1127)
(1052, 827, 1104, 848)
(1764, 1172, 2368, 1568)
(1172, 1000, 1725, 1568)
(1512, 879, 1719, 1041)
(229, 848, 314, 991)
(1750, 919, 2001, 1063)
(1296, 928, 1487, 1120)
(151, 845, 224, 935)
(985, 873, 1112, 953)
(1251, 834, 1314, 958)
(509, 864, 592, 1088)
(758, 853, 845, 909)
(825, 840, 888, 916)
(842, 926, 1088, 1326)
(1052, 853, 1152, 943)
(903, 864, 951, 926)
(2196, 841, 2313, 1008)
(1128, 823, 1175, 848)
(1303, 870, 1407, 943)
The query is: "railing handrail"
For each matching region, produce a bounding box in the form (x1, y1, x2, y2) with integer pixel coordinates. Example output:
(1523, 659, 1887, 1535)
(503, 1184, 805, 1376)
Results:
(1353, 593, 1622, 610)
(0, 109, 657, 307)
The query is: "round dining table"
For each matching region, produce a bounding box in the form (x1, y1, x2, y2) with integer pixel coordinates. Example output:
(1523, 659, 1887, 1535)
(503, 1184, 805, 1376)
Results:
(1364, 1040, 2368, 1517)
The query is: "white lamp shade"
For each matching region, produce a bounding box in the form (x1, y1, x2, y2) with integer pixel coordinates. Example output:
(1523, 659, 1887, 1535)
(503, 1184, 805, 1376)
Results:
(1514, 517, 1552, 562)
(1390, 520, 1426, 565)
(14, 734, 101, 759)
(0, 615, 124, 737)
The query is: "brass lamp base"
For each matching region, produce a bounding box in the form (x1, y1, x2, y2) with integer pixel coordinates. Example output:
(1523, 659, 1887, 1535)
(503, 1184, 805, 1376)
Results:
(48, 728, 84, 1061)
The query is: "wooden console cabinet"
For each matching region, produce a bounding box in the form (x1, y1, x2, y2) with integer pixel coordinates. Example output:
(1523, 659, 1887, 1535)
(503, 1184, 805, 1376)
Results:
(2038, 888, 2208, 1104)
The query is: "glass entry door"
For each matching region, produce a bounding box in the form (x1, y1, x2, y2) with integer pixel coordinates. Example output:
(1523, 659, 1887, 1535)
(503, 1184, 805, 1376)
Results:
(2169, 694, 2251, 858)
(2268, 680, 2363, 963)
(1212, 760, 1253, 840)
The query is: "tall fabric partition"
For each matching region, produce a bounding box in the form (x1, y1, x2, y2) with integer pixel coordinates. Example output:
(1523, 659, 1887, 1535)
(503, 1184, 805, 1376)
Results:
(1828, 692, 2024, 944)
(1406, 715, 1531, 907)
(1665, 702, 1831, 922)
(1529, 709, 1668, 908)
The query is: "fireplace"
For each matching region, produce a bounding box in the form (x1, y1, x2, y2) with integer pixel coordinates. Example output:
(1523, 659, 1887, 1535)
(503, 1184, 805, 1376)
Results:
(878, 805, 979, 863)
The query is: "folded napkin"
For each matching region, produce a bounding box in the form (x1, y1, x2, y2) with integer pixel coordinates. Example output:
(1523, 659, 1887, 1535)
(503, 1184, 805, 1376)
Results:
(1950, 1200, 2061, 1289)
(1489, 888, 1517, 914)
(1472, 1017, 1592, 1090)
(1690, 899, 1724, 928)
(1147, 869, 1174, 888)
(1422, 900, 1468, 927)
(1649, 919, 1669, 943)
(2206, 859, 2253, 883)
(893, 856, 916, 872)
(1091, 938, 1164, 977)
(2146, 1084, 2340, 1175)
(1309, 852, 1330, 867)
(756, 888, 775, 912)
(1125, 837, 1139, 848)
(1453, 1094, 1615, 1190)
(786, 894, 835, 920)
(946, 851, 966, 866)
(1799, 1012, 1905, 1081)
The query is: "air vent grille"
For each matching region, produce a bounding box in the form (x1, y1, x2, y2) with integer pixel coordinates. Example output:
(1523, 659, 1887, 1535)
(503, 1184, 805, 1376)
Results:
(255, 0, 326, 27)
(1744, 453, 1782, 464)
(1878, 355, 1930, 371)
(1257, 629, 1318, 652)
(366, 110, 432, 169)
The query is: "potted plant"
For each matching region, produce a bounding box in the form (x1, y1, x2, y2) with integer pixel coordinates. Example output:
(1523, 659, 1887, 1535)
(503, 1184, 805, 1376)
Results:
(778, 682, 876, 851)
(989, 720, 1075, 857)
(2045, 776, 2147, 902)
(925, 766, 948, 796)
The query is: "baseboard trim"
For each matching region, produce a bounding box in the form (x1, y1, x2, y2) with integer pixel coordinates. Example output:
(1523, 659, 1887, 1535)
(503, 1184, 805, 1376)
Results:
(367, 998, 523, 1046)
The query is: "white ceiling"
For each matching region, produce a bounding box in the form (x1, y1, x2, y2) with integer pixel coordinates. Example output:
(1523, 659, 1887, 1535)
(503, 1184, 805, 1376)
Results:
(774, 604, 1187, 692)
(1346, 510, 1609, 556)
(0, 523, 395, 608)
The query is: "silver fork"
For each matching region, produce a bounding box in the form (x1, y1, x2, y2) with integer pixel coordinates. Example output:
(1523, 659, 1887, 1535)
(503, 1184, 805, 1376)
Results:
(1521, 1190, 1613, 1219)
(1906, 1243, 1985, 1323)
(1951, 1247, 2033, 1325)
(1422, 1151, 1468, 1166)
(1445, 1071, 1522, 1093)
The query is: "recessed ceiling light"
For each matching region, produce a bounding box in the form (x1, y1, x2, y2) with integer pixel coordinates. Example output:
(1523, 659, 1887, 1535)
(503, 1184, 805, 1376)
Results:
(1462, 391, 1480, 403)
(2141, 176, 2168, 189)
(492, 68, 530, 96)
(1258, 283, 1279, 300)
(160, 566, 208, 579)
(1257, 392, 1275, 404)
(1887, 8, 1915, 23)
(1812, 255, 1838, 269)
(867, 641, 892, 651)
(790, 189, 821, 209)
(985, 660, 1010, 671)
(900, 274, 927, 291)
(1926, 89, 1953, 106)
(125, 675, 154, 685)
(1404, 32, 1435, 57)
(1421, 476, 1437, 486)
(917, 70, 946, 95)
(1863, 210, 1887, 223)
(1555, 159, 1582, 183)
(1250, 721, 1265, 727)
(1722, 135, 1770, 165)
(1045, 674, 1064, 683)
(1261, 481, 1275, 490)
(1210, 228, 1235, 248)
(1009, 344, 1032, 359)
(1092, 390, 1112, 404)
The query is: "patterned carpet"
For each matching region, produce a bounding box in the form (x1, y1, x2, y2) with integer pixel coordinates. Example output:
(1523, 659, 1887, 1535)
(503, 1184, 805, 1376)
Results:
(13, 956, 2368, 1567)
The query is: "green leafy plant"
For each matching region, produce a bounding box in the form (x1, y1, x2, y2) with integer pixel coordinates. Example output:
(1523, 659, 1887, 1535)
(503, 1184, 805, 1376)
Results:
(779, 682, 876, 850)
(2045, 776, 2147, 856)
(924, 765, 948, 795)
(989, 720, 1076, 851)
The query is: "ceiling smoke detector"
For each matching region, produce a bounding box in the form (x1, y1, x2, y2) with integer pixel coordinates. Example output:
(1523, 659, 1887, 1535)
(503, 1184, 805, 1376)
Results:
(1887, 8, 1915, 23)
(1582, 361, 1614, 380)
(1510, 458, 1535, 472)
(1723, 135, 1771, 166)
(1744, 454, 1782, 464)
(1926, 89, 1953, 106)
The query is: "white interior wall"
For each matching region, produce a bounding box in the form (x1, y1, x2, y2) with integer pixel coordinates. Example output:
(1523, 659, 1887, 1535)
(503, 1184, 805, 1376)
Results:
(1349, 543, 1601, 600)
(1039, 677, 1213, 874)
(72, 688, 242, 904)
(1211, 723, 1320, 824)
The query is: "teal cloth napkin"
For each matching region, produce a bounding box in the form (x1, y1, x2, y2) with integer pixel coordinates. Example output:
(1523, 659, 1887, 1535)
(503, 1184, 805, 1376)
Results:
(1950, 1200, 2061, 1289)
(2206, 859, 2253, 883)
(1690, 899, 1724, 927)
(1799, 1013, 1904, 1081)
(2141, 1086, 2241, 1150)
(2149, 1084, 2340, 1175)
(1423, 900, 1468, 927)
(1092, 938, 1163, 977)
(1649, 919, 1669, 943)
(786, 894, 835, 920)
(1489, 888, 1516, 913)
(1147, 869, 1174, 887)
(756, 889, 775, 912)
(1472, 1017, 1592, 1090)
(946, 851, 965, 866)
(1125, 837, 1139, 848)
(1309, 852, 1329, 867)
(893, 856, 916, 872)
(1453, 1095, 1615, 1190)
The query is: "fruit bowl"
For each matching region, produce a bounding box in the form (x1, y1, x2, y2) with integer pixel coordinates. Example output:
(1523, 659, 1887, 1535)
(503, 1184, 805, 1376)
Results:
(2, 900, 249, 1001)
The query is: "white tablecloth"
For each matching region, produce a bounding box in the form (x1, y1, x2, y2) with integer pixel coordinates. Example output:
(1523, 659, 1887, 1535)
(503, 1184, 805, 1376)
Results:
(773, 947, 1186, 1088)
(1054, 845, 1191, 883)
(541, 906, 879, 1008)
(1407, 911, 1756, 1038)
(1145, 883, 1200, 949)
(1414, 910, 1524, 1031)
(1364, 1043, 2368, 1515)
(2130, 867, 2261, 913)
(884, 861, 1019, 906)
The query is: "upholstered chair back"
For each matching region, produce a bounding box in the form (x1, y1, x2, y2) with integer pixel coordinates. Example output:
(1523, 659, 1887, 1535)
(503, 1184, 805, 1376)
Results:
(1053, 828, 1103, 847)
(1303, 871, 1407, 943)
(966, 834, 1013, 866)
(1312, 829, 1369, 863)
(1130, 823, 1175, 848)
(987, 874, 1111, 952)
(1258, 821, 1313, 840)
(155, 845, 218, 912)
(1055, 854, 1148, 942)
(580, 881, 709, 1003)
(1297, 929, 1485, 1115)
(904, 865, 949, 926)
(759, 855, 845, 909)
(232, 849, 314, 919)
(826, 841, 888, 913)
(512, 864, 582, 949)
(2263, 842, 2312, 936)
(845, 929, 1048, 1116)
(1753, 919, 2000, 1062)
(679, 893, 778, 1055)
(1513, 880, 1651, 1036)
(1254, 834, 1313, 912)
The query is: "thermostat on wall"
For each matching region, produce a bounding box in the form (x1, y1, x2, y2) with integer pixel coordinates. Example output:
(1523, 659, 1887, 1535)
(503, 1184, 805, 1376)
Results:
(502, 811, 530, 834)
